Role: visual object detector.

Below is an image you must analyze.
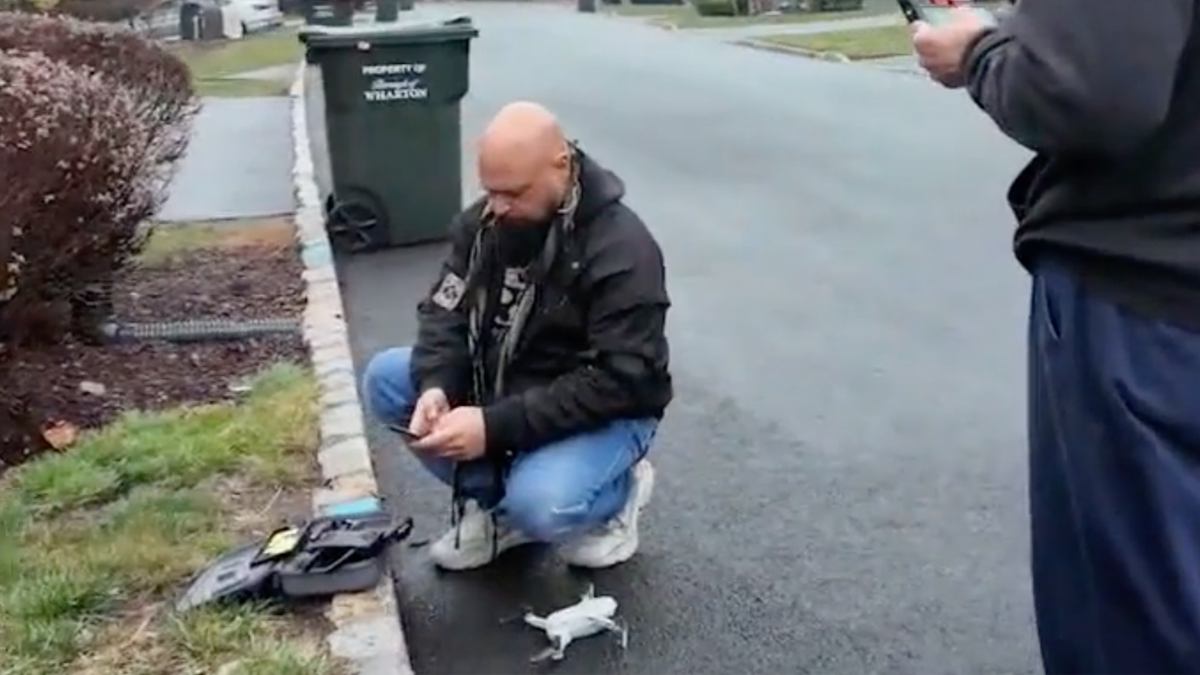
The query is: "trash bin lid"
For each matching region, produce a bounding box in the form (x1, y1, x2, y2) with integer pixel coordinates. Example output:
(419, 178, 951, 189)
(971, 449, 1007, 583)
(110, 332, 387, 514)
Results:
(299, 14, 477, 48)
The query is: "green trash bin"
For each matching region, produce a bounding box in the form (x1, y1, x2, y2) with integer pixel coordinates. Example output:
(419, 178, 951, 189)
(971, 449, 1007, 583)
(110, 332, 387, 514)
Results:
(306, 0, 353, 26)
(301, 17, 479, 252)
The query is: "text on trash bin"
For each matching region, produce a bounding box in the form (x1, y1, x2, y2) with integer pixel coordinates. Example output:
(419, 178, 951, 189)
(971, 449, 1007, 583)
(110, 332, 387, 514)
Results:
(361, 62, 428, 102)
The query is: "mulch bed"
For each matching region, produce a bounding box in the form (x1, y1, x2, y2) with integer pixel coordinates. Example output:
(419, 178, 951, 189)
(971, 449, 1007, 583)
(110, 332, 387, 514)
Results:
(117, 246, 306, 322)
(0, 236, 310, 474)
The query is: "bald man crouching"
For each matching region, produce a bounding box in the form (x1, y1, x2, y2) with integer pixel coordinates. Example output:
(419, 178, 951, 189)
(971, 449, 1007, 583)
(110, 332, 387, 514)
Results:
(360, 103, 672, 571)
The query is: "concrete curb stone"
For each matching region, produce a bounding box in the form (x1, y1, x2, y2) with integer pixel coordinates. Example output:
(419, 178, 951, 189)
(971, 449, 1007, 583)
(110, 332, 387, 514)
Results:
(735, 38, 929, 77)
(734, 37, 851, 62)
(290, 61, 415, 675)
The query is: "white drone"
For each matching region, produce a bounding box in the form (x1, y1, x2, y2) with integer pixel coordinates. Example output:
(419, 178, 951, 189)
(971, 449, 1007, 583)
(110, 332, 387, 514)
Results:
(518, 583, 629, 663)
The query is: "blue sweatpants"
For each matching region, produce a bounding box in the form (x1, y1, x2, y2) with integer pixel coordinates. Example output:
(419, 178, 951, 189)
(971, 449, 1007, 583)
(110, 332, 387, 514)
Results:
(1029, 264, 1200, 674)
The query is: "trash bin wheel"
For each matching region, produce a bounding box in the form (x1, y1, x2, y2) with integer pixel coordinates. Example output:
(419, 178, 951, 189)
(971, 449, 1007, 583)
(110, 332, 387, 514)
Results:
(325, 193, 383, 253)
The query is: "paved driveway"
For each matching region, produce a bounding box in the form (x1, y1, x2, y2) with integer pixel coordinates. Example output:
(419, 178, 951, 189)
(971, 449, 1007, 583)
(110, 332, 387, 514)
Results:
(159, 97, 295, 222)
(317, 4, 1041, 673)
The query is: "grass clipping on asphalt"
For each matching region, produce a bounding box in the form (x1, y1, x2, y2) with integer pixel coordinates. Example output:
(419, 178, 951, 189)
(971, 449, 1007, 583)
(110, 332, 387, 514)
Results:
(757, 23, 912, 60)
(170, 28, 303, 98)
(0, 364, 346, 675)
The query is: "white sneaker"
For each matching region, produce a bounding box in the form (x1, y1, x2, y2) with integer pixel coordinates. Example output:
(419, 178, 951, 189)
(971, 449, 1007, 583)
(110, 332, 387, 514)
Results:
(560, 460, 655, 569)
(429, 500, 533, 571)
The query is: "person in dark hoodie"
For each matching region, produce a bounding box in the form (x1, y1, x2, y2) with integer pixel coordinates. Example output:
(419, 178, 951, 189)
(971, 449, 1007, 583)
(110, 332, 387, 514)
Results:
(361, 102, 672, 572)
(911, 3, 1200, 674)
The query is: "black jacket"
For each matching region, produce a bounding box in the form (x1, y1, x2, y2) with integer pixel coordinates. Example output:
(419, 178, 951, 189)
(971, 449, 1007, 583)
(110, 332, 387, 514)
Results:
(410, 149, 673, 456)
(964, 0, 1200, 329)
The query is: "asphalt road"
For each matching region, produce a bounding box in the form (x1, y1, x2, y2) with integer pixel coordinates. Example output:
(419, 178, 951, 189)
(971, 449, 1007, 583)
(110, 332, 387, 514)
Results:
(320, 4, 1042, 673)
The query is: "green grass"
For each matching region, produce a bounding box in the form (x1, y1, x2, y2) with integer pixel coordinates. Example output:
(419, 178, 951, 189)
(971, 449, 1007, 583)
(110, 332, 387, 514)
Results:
(756, 23, 911, 59)
(193, 76, 293, 97)
(0, 364, 344, 675)
(137, 217, 297, 266)
(137, 222, 232, 264)
(170, 28, 302, 97)
(610, 2, 893, 28)
(608, 2, 683, 15)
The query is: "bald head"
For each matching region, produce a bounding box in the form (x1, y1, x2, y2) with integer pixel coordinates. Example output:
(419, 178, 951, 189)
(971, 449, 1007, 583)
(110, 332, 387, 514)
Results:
(476, 102, 573, 225)
(478, 101, 566, 161)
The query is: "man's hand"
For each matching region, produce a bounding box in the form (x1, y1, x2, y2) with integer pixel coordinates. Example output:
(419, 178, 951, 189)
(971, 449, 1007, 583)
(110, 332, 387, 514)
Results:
(411, 406, 487, 461)
(408, 387, 450, 436)
(911, 9, 991, 88)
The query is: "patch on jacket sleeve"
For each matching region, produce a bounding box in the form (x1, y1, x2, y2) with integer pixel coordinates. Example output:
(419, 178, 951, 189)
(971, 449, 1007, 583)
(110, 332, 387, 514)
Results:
(431, 271, 466, 310)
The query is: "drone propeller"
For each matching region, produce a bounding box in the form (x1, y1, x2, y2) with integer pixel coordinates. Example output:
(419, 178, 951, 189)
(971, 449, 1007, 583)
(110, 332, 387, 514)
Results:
(530, 634, 566, 663)
(498, 604, 535, 625)
(530, 646, 560, 664)
(615, 619, 630, 650)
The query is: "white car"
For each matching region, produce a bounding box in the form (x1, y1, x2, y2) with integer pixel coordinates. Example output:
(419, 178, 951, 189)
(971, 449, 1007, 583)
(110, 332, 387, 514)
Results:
(223, 0, 284, 34)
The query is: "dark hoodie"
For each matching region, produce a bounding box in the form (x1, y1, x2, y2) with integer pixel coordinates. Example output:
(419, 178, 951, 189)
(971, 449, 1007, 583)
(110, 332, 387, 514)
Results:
(964, 0, 1200, 329)
(409, 148, 673, 457)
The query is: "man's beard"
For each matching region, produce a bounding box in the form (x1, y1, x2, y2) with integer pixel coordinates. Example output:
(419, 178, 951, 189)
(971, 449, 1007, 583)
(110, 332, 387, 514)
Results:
(499, 216, 543, 228)
(497, 217, 551, 259)
(498, 208, 552, 229)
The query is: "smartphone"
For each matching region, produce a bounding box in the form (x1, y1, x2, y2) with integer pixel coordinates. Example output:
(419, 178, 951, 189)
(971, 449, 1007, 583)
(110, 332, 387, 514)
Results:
(896, 0, 997, 26)
(389, 424, 422, 444)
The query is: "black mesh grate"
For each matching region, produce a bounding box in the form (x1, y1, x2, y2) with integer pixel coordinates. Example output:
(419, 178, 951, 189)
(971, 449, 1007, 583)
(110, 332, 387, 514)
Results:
(102, 317, 302, 344)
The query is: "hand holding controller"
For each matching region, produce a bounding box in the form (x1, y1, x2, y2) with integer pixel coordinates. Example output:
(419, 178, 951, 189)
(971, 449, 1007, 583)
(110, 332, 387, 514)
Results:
(896, 0, 998, 28)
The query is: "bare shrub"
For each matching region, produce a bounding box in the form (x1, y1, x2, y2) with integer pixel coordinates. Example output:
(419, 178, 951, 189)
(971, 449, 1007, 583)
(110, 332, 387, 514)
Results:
(0, 49, 153, 346)
(0, 12, 199, 338)
(0, 12, 199, 202)
(53, 0, 158, 23)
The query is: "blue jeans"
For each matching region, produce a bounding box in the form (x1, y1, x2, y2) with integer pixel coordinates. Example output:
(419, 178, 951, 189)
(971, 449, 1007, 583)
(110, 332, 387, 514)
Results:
(360, 346, 657, 543)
